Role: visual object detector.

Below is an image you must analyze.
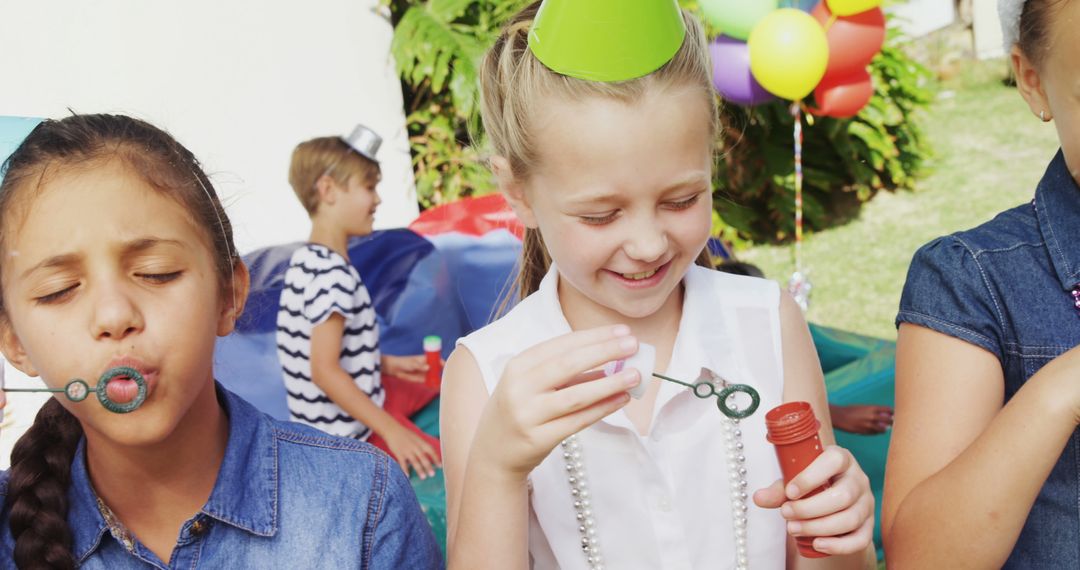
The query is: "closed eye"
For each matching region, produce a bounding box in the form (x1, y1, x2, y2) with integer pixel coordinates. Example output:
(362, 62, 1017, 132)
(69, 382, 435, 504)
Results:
(579, 211, 619, 225)
(35, 283, 79, 305)
(137, 271, 182, 284)
(664, 193, 701, 211)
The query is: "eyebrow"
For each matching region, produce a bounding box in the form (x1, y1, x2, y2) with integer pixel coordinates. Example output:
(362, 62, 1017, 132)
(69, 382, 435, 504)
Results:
(567, 172, 712, 207)
(19, 238, 186, 279)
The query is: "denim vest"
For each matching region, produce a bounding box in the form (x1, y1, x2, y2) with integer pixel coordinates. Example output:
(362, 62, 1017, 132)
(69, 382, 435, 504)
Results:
(0, 385, 443, 569)
(898, 150, 1080, 567)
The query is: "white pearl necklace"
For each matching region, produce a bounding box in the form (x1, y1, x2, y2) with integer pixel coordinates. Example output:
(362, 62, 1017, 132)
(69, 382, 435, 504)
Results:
(562, 416, 750, 570)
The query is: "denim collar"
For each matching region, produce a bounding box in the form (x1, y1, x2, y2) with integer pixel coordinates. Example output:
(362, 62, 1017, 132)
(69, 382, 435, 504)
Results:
(68, 385, 279, 563)
(1034, 150, 1080, 291)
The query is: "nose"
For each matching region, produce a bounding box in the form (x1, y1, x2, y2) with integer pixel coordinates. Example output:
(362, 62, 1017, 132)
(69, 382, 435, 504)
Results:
(91, 284, 144, 341)
(622, 220, 667, 263)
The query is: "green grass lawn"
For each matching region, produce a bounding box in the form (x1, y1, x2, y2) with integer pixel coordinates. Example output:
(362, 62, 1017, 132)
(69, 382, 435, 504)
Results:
(738, 58, 1061, 340)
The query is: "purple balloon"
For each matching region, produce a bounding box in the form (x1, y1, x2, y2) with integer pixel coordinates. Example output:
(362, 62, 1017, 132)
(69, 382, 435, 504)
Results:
(792, 0, 818, 12)
(710, 36, 775, 106)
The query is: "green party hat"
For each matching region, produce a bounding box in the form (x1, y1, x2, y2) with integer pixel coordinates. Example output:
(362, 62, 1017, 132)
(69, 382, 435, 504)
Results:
(528, 0, 686, 82)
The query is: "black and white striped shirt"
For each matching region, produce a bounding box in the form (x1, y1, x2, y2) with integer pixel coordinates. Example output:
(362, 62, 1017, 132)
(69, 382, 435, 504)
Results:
(276, 244, 383, 439)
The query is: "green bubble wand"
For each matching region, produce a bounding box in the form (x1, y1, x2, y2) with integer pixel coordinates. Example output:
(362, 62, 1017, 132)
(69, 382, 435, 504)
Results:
(3, 366, 148, 414)
(652, 367, 760, 419)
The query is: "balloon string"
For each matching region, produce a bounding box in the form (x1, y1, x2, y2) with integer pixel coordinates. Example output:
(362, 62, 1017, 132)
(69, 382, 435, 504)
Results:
(826, 13, 838, 32)
(791, 102, 804, 274)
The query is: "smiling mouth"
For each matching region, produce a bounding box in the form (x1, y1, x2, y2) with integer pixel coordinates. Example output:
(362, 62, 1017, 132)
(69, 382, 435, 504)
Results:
(621, 268, 658, 281)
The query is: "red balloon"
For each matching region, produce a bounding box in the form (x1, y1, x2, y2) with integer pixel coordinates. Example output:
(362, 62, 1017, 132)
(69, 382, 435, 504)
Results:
(811, 2, 885, 82)
(812, 69, 873, 118)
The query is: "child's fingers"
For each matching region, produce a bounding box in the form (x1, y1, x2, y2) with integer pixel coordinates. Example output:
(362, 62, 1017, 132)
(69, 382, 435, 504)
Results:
(558, 368, 608, 389)
(396, 456, 412, 478)
(413, 448, 437, 479)
(782, 462, 870, 522)
(752, 479, 787, 509)
(783, 489, 873, 537)
(811, 515, 875, 556)
(785, 446, 852, 500)
(543, 369, 640, 418)
(510, 327, 635, 386)
(524, 335, 638, 393)
(538, 391, 631, 443)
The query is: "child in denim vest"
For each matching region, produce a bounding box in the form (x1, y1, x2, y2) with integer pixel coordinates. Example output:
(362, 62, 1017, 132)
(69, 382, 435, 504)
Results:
(886, 1, 1080, 567)
(0, 114, 441, 568)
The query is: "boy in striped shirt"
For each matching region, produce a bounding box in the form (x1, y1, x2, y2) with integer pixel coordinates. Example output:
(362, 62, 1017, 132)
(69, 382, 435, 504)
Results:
(276, 125, 440, 479)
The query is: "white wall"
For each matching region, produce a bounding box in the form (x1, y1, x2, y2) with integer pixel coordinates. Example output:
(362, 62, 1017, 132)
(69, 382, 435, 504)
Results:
(890, 0, 957, 38)
(0, 0, 417, 467)
(973, 0, 1006, 59)
(0, 0, 418, 255)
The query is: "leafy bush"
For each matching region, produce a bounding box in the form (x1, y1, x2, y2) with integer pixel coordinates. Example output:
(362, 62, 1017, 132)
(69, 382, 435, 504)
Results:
(389, 1, 934, 245)
(712, 29, 934, 245)
(387, 0, 522, 207)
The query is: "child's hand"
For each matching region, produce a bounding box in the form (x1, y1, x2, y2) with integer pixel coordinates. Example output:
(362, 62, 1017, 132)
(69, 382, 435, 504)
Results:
(382, 354, 431, 383)
(752, 445, 874, 556)
(830, 403, 893, 434)
(471, 325, 641, 479)
(383, 423, 441, 479)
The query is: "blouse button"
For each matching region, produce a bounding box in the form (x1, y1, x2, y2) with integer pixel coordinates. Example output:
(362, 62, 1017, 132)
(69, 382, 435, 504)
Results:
(191, 519, 210, 537)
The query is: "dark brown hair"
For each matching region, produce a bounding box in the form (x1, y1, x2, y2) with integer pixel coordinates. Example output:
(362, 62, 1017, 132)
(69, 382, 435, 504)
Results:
(1017, 0, 1071, 68)
(0, 113, 240, 569)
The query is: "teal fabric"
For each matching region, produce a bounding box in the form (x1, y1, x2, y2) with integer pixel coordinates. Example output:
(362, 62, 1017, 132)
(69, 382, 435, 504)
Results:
(410, 397, 447, 558)
(816, 324, 895, 560)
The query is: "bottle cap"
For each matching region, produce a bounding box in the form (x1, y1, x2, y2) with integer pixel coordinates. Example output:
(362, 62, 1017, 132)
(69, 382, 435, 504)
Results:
(423, 335, 442, 352)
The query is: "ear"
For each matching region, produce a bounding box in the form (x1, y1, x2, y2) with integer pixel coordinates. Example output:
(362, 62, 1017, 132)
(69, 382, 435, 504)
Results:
(491, 156, 539, 229)
(1011, 45, 1052, 121)
(315, 174, 339, 206)
(217, 260, 251, 337)
(0, 317, 39, 377)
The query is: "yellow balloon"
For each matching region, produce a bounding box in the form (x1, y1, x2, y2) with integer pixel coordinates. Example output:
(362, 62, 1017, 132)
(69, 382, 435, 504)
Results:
(825, 0, 883, 17)
(748, 9, 829, 101)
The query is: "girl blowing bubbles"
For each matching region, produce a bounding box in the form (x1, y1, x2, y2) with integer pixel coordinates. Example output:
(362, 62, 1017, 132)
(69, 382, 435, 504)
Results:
(441, 2, 875, 568)
(0, 115, 441, 569)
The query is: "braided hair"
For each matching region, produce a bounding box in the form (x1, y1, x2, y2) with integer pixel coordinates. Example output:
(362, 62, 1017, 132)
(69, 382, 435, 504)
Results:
(0, 113, 239, 568)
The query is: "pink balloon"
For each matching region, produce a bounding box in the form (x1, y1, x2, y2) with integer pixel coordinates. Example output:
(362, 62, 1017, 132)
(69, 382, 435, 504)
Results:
(811, 3, 885, 82)
(812, 69, 873, 118)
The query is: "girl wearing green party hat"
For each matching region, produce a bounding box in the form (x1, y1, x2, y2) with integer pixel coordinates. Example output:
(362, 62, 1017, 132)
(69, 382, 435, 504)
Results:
(440, 1, 875, 568)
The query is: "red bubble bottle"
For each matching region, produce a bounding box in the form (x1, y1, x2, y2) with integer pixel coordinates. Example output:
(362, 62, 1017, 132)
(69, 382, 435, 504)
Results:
(765, 401, 831, 558)
(423, 335, 443, 391)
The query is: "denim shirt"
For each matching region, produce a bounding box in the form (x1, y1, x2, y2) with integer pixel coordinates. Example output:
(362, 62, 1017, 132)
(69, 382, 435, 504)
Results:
(0, 385, 443, 569)
(898, 150, 1080, 567)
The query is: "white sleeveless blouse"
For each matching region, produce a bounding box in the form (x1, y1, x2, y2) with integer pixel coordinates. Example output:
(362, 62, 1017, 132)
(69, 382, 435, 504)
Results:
(459, 265, 788, 569)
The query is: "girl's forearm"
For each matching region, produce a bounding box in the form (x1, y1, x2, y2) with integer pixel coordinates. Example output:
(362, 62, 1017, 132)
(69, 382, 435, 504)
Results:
(449, 456, 531, 570)
(885, 374, 1076, 568)
(312, 365, 398, 436)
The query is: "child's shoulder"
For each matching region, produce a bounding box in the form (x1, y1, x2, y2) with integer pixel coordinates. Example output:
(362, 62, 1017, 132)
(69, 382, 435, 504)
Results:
(287, 243, 353, 272)
(283, 243, 361, 290)
(269, 416, 389, 466)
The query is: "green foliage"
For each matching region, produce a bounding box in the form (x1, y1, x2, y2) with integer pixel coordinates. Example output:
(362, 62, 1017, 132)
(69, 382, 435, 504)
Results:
(713, 28, 934, 245)
(390, 0, 934, 244)
(387, 0, 526, 207)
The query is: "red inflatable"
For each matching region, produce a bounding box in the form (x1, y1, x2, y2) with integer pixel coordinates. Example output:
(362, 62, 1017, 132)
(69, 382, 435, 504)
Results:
(409, 193, 524, 239)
